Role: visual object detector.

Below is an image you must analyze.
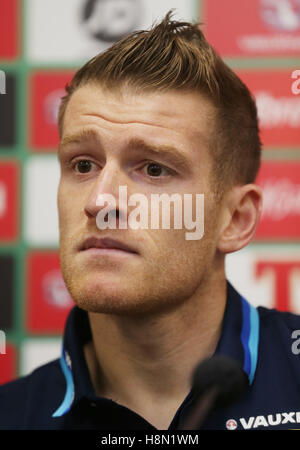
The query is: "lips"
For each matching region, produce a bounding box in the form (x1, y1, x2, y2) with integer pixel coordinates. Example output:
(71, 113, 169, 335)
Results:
(80, 236, 138, 254)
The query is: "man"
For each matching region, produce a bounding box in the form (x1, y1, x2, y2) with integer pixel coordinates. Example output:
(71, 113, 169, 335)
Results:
(1, 12, 300, 431)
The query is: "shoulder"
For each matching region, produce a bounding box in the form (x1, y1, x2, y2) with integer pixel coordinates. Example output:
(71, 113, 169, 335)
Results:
(0, 358, 65, 429)
(258, 305, 300, 330)
(257, 305, 300, 352)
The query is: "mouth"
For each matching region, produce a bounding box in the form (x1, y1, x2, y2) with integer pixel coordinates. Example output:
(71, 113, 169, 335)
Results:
(79, 236, 139, 255)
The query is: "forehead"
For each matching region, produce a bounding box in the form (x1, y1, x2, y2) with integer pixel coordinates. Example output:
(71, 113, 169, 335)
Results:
(61, 84, 216, 164)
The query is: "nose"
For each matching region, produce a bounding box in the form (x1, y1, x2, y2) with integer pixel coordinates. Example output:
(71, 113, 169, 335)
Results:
(84, 161, 126, 222)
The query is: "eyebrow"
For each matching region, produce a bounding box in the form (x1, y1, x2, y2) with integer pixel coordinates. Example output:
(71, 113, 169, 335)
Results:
(59, 128, 193, 172)
(58, 128, 101, 155)
(125, 138, 193, 172)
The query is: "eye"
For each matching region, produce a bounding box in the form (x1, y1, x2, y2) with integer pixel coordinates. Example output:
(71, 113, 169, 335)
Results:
(144, 162, 170, 178)
(74, 159, 95, 174)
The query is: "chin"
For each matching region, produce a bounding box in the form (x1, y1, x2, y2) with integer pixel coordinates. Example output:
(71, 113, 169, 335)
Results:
(63, 275, 149, 316)
(64, 276, 186, 317)
(60, 256, 202, 317)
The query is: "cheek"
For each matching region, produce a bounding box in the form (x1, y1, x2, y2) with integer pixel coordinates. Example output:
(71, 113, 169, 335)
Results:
(161, 208, 218, 264)
(145, 227, 206, 270)
(58, 179, 85, 235)
(143, 229, 212, 300)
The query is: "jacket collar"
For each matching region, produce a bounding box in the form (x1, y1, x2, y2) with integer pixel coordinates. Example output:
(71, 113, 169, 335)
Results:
(52, 281, 260, 418)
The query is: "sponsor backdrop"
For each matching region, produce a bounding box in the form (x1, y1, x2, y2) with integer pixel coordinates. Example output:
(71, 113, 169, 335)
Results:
(0, 0, 299, 384)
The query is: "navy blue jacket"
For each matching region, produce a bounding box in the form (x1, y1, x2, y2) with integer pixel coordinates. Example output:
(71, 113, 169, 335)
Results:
(1, 282, 300, 430)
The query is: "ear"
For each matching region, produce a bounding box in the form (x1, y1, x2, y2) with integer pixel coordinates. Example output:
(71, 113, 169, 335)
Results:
(217, 184, 263, 254)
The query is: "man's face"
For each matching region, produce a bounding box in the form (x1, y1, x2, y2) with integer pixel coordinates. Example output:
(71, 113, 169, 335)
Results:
(58, 84, 221, 316)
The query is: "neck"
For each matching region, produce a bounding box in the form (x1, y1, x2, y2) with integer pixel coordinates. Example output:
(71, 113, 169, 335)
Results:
(84, 272, 227, 428)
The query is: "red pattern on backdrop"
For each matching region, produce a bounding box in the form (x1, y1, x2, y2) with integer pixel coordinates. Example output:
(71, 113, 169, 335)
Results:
(0, 0, 19, 60)
(0, 343, 17, 384)
(0, 162, 19, 241)
(255, 161, 300, 239)
(204, 0, 300, 57)
(29, 72, 74, 150)
(26, 252, 74, 334)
